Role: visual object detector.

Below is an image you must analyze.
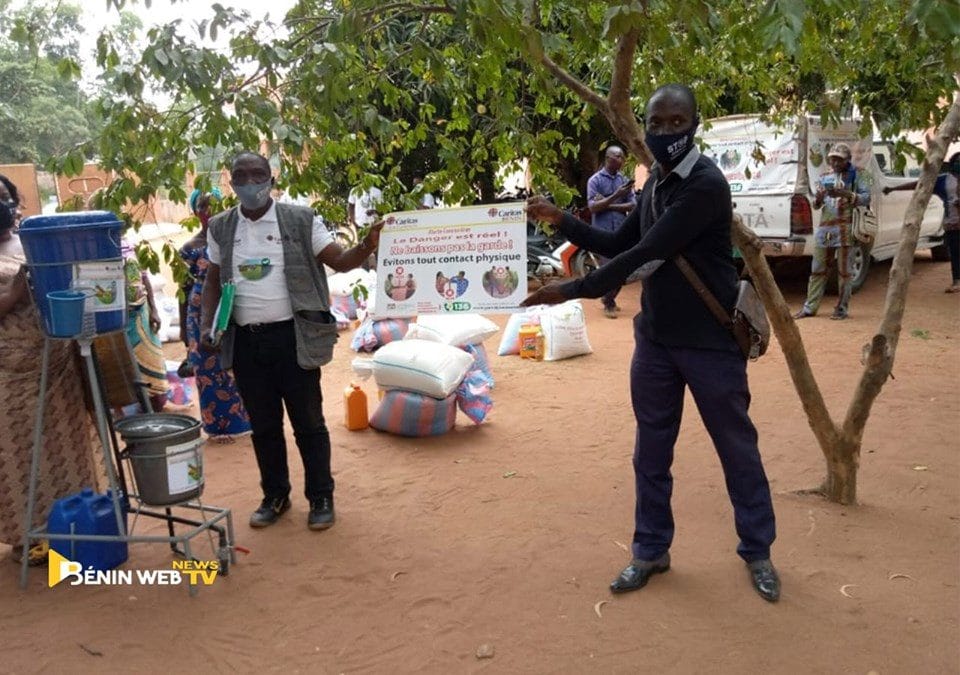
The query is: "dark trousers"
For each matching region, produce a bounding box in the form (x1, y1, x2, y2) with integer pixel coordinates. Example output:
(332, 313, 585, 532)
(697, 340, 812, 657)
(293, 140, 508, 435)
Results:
(945, 229, 960, 283)
(629, 330, 776, 563)
(232, 321, 334, 502)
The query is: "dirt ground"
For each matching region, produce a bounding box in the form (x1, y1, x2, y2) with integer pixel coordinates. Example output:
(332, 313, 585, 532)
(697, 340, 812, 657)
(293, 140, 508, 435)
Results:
(1, 253, 957, 674)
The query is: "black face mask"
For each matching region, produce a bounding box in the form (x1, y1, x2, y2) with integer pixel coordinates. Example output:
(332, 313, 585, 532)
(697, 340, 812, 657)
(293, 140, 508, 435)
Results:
(645, 116, 699, 167)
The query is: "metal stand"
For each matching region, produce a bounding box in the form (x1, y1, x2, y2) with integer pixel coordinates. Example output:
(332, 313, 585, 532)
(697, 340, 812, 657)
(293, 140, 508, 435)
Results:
(19, 325, 236, 596)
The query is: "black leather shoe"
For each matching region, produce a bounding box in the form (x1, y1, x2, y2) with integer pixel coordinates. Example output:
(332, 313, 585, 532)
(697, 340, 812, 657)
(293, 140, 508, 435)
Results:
(249, 496, 291, 528)
(308, 496, 335, 530)
(609, 553, 670, 594)
(747, 559, 781, 602)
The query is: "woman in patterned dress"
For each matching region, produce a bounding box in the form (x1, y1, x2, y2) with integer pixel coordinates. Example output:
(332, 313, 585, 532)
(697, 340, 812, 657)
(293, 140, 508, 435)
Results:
(0, 180, 100, 562)
(179, 190, 251, 440)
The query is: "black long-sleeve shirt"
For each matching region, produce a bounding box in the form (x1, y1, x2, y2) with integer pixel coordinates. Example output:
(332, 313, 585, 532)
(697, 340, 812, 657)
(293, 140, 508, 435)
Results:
(558, 148, 740, 352)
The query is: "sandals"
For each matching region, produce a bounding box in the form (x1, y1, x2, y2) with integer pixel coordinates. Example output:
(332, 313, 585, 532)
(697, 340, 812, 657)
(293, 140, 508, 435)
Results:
(9, 541, 49, 567)
(945, 284, 960, 294)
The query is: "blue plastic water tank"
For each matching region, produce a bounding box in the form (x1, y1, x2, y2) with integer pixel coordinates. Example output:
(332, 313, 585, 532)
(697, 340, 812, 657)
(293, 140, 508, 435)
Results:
(47, 488, 128, 571)
(18, 211, 125, 336)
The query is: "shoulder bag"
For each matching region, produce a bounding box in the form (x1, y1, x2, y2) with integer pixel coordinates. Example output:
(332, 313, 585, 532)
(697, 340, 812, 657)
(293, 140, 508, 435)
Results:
(674, 255, 770, 360)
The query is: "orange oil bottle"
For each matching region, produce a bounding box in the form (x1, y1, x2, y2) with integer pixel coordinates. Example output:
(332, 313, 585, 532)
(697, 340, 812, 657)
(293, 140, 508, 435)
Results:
(344, 383, 369, 430)
(518, 325, 544, 360)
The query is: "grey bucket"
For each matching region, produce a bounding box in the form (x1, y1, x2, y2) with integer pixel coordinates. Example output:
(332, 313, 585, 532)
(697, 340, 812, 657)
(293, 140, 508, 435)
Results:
(115, 413, 204, 506)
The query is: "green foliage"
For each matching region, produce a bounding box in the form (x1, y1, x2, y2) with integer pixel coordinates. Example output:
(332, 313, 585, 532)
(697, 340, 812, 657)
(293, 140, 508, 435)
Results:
(0, 1, 101, 164)
(37, 0, 960, 229)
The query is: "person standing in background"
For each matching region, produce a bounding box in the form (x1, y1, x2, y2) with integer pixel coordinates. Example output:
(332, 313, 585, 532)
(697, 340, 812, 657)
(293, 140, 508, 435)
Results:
(884, 151, 960, 293)
(0, 178, 100, 565)
(179, 188, 252, 441)
(794, 142, 871, 320)
(587, 146, 635, 318)
(412, 176, 436, 209)
(348, 184, 383, 230)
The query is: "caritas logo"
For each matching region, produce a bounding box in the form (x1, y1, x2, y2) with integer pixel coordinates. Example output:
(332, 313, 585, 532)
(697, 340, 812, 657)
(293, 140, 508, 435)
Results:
(488, 206, 524, 221)
(386, 216, 396, 225)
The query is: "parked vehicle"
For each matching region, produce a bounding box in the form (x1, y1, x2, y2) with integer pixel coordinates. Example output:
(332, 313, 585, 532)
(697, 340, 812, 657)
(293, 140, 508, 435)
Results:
(701, 115, 946, 291)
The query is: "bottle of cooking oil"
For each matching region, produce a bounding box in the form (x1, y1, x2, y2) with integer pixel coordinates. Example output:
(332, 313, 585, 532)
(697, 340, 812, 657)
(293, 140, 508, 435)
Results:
(344, 383, 369, 430)
(519, 325, 545, 361)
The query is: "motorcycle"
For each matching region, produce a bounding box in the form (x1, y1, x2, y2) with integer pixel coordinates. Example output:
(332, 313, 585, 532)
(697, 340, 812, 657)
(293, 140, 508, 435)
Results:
(526, 219, 567, 283)
(527, 204, 604, 284)
(493, 191, 606, 284)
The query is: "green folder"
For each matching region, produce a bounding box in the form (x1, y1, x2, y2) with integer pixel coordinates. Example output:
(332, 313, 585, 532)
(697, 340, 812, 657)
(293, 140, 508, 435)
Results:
(210, 281, 235, 346)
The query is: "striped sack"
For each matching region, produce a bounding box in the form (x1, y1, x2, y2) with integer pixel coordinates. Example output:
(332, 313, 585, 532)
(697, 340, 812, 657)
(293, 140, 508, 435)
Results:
(456, 365, 493, 424)
(330, 293, 359, 320)
(369, 390, 457, 436)
(462, 343, 494, 388)
(351, 318, 411, 352)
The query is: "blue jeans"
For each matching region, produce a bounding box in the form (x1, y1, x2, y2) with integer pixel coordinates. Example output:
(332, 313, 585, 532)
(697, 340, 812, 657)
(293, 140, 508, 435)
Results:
(232, 321, 334, 502)
(629, 328, 776, 563)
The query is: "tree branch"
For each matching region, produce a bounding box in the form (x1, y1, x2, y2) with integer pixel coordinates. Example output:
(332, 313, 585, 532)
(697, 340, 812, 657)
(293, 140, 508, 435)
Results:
(604, 27, 650, 167)
(607, 28, 638, 112)
(842, 87, 960, 439)
(536, 50, 610, 115)
(357, 2, 454, 21)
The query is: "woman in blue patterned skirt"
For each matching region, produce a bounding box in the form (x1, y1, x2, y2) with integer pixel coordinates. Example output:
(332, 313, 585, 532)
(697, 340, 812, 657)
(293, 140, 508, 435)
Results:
(179, 189, 251, 440)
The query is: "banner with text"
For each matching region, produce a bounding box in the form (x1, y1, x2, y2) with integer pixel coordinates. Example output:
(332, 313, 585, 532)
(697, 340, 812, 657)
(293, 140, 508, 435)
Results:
(374, 202, 527, 318)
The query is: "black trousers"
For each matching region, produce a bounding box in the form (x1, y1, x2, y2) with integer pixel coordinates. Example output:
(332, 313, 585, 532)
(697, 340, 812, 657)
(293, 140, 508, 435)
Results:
(629, 329, 776, 563)
(231, 320, 334, 502)
(945, 229, 960, 283)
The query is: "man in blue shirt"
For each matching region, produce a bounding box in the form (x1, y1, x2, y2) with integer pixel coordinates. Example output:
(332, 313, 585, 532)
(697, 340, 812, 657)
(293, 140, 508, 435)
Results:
(524, 84, 780, 603)
(587, 145, 635, 318)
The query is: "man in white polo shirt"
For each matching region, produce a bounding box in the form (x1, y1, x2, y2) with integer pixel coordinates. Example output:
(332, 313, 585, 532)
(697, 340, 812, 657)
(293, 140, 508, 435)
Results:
(201, 151, 382, 530)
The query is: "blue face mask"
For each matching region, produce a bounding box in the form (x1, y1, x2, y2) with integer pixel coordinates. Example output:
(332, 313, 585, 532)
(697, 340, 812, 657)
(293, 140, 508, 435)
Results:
(232, 181, 272, 210)
(645, 117, 699, 167)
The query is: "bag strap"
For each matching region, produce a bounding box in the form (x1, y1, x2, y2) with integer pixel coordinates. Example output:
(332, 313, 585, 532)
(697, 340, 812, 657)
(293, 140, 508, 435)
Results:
(674, 255, 734, 330)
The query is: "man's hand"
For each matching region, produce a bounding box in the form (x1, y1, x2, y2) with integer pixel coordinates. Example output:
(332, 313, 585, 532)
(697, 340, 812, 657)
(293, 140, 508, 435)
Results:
(882, 186, 892, 195)
(521, 283, 568, 307)
(360, 219, 384, 251)
(526, 195, 563, 226)
(199, 329, 220, 353)
(614, 181, 635, 198)
(148, 309, 161, 335)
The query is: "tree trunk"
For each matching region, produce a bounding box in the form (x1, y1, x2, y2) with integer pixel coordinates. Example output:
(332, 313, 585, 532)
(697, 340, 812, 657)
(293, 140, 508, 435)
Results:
(821, 435, 860, 504)
(734, 90, 960, 503)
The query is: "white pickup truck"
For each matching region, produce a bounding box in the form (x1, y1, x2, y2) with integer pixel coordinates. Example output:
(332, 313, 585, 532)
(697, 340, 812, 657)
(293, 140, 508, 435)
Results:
(701, 115, 948, 291)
